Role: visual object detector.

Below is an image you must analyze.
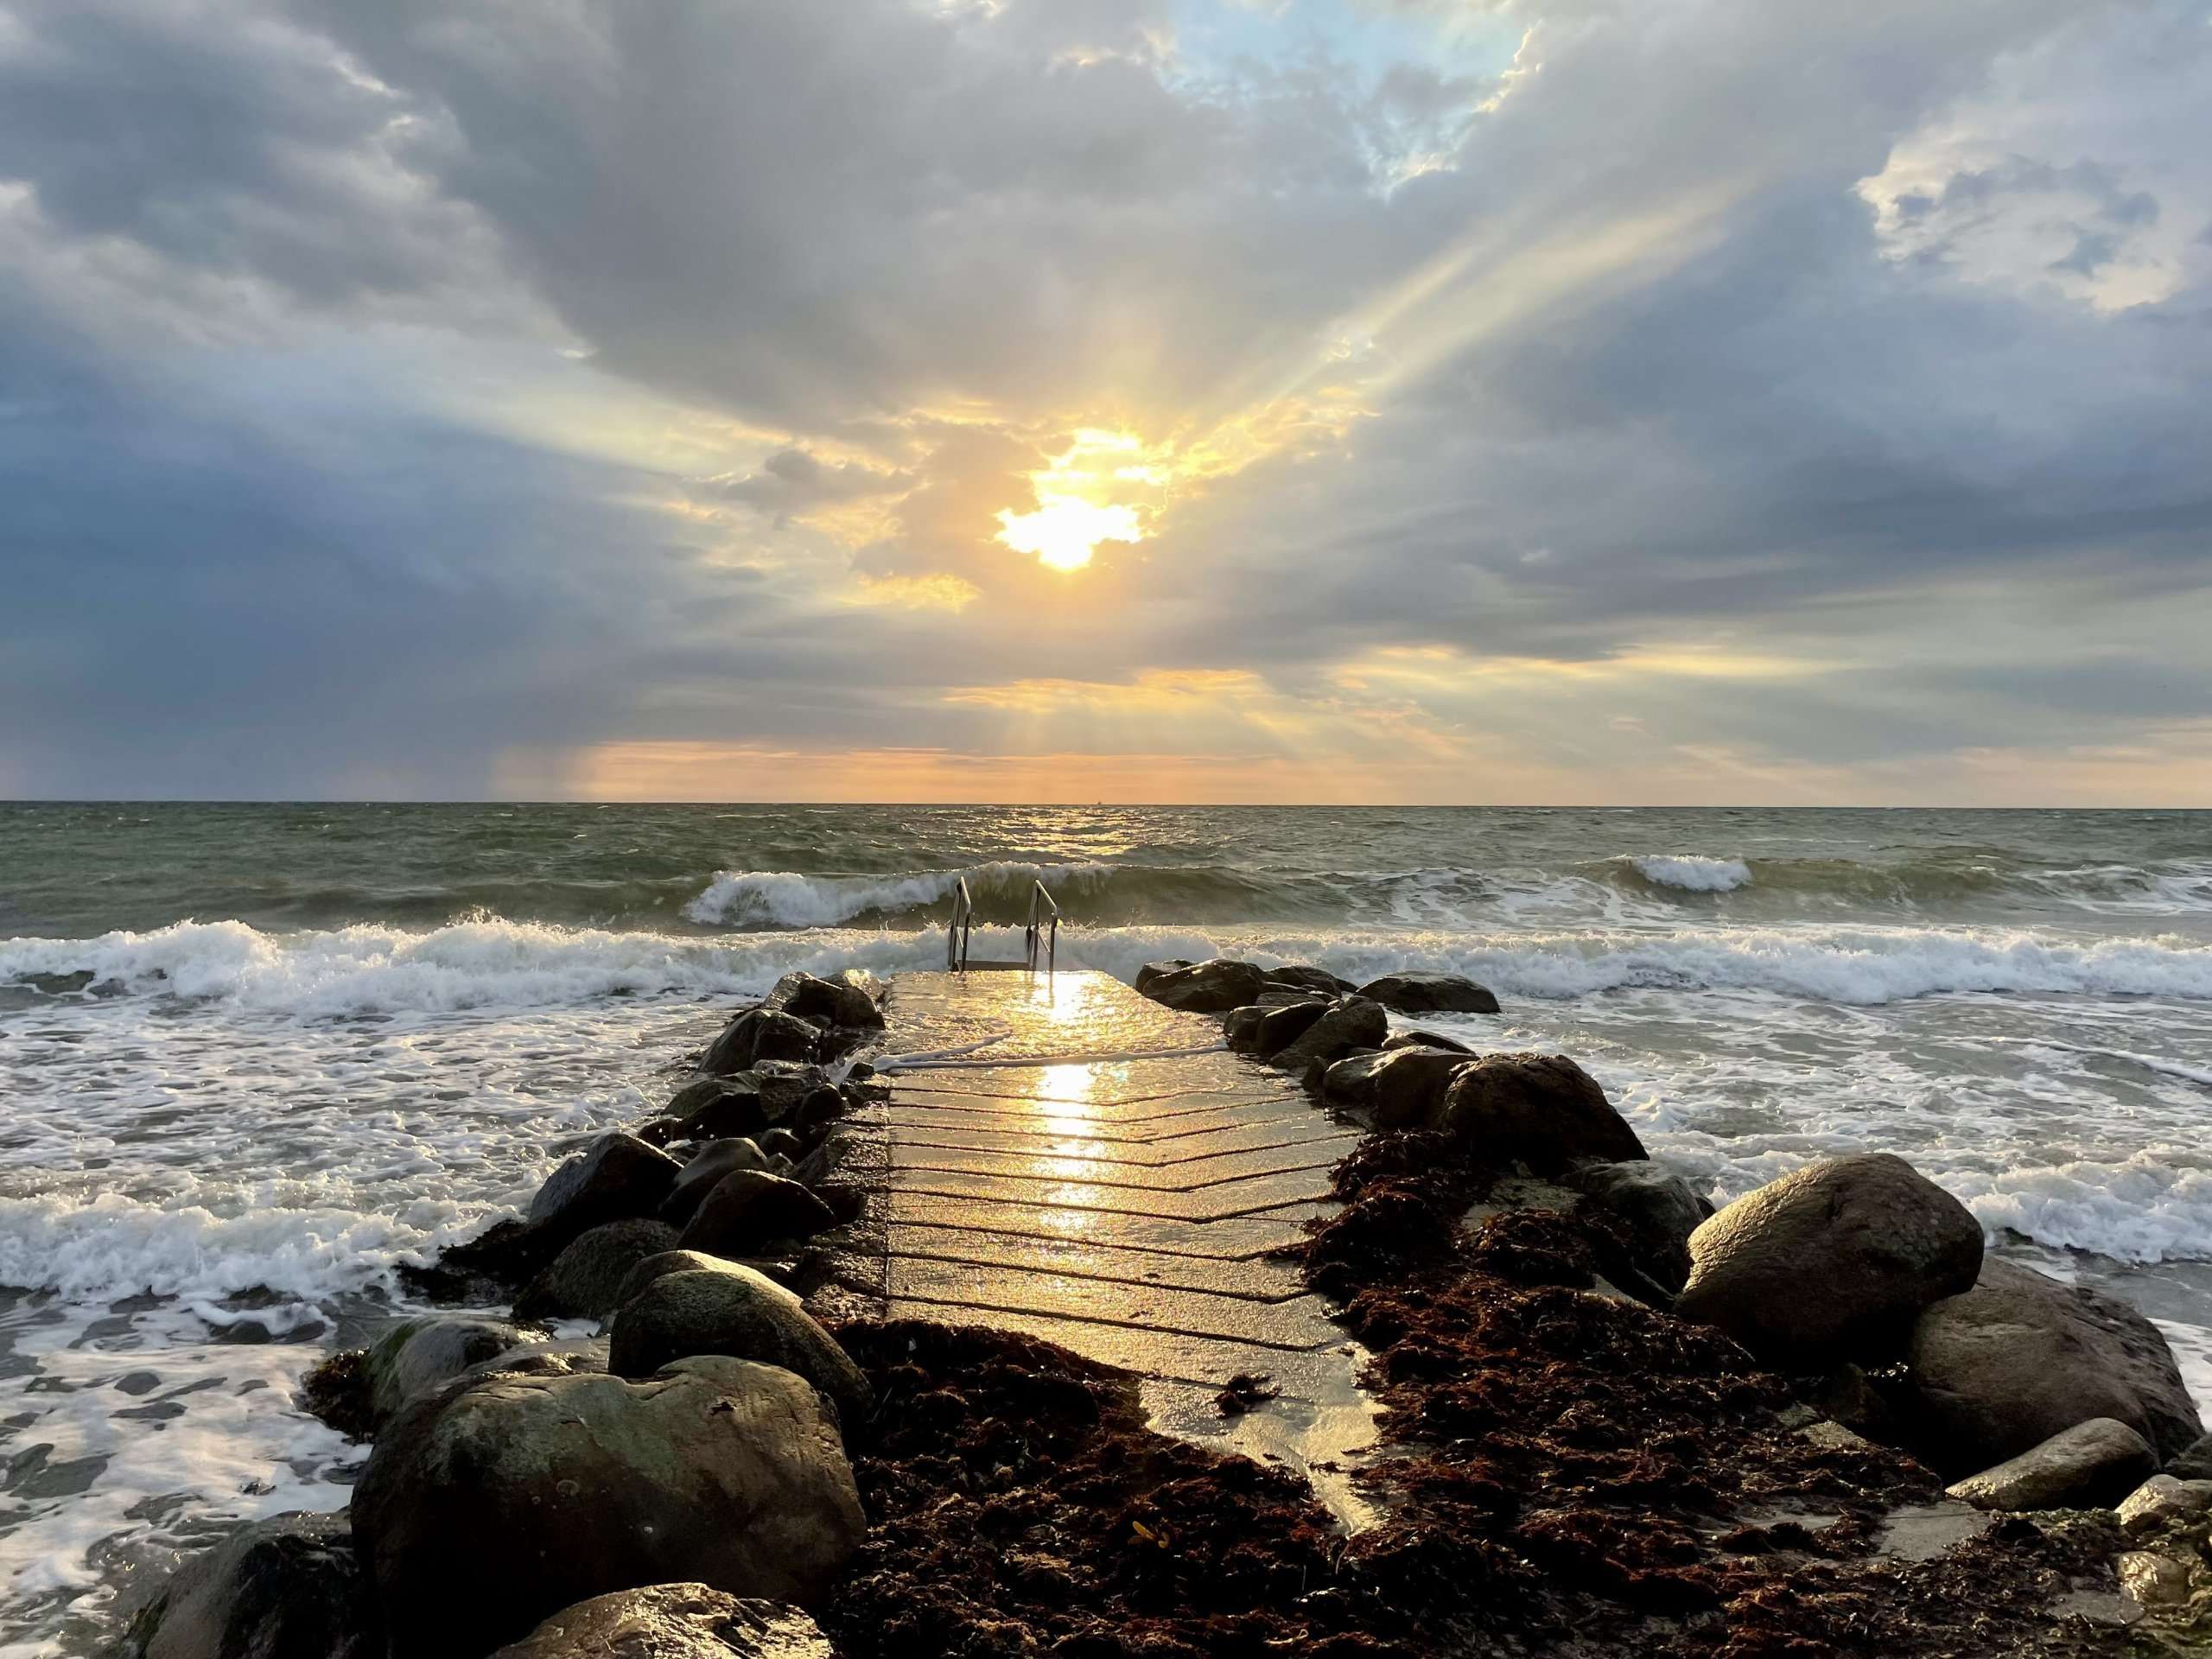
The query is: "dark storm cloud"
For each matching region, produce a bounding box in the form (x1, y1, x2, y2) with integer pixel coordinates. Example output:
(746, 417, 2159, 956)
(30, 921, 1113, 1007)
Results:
(0, 0, 2208, 798)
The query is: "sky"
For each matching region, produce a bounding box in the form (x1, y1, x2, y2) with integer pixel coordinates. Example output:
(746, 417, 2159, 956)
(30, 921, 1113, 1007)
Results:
(2, 0, 2209, 805)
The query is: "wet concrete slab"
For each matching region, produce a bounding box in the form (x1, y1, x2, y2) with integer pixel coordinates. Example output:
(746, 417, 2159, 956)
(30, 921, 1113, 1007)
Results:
(844, 969, 1382, 1527)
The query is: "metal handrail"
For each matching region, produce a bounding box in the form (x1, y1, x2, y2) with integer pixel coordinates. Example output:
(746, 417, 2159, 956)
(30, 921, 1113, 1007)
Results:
(947, 875, 973, 971)
(1024, 880, 1058, 976)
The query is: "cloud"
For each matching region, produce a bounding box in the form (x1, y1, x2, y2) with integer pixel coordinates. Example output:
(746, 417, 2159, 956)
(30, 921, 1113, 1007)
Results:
(0, 0, 2208, 801)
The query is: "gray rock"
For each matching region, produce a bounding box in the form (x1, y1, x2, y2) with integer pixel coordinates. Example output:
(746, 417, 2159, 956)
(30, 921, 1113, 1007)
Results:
(2168, 1432, 2212, 1481)
(1383, 1029, 1475, 1055)
(1136, 957, 1268, 1014)
(1270, 996, 1389, 1075)
(790, 1086, 847, 1137)
(124, 1511, 365, 1659)
(365, 1318, 541, 1427)
(759, 1128, 804, 1160)
(2118, 1550, 2194, 1610)
(529, 1134, 683, 1244)
(1262, 963, 1357, 997)
(1319, 1046, 1470, 1128)
(2117, 1474, 2212, 1537)
(1909, 1257, 2204, 1470)
(353, 1358, 864, 1659)
(1133, 958, 1195, 993)
(660, 1080, 772, 1141)
(1677, 1154, 1982, 1370)
(489, 1586, 834, 1658)
(791, 1128, 863, 1188)
(514, 1220, 682, 1322)
(1222, 1003, 1269, 1052)
(677, 1171, 838, 1257)
(1565, 1160, 1714, 1294)
(701, 1008, 821, 1076)
(1356, 971, 1501, 1015)
(1438, 1053, 1647, 1177)
(764, 969, 884, 1033)
(614, 1250, 798, 1312)
(466, 1337, 610, 1386)
(664, 1140, 772, 1227)
(610, 1264, 873, 1425)
(1242, 1000, 1330, 1060)
(1945, 1417, 2158, 1512)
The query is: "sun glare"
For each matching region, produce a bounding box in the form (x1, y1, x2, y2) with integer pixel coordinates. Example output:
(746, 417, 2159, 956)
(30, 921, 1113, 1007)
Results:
(995, 493, 1144, 571)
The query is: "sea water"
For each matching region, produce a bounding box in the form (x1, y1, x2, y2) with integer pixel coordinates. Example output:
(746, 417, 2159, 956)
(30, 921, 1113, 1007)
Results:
(3, 802, 2210, 1650)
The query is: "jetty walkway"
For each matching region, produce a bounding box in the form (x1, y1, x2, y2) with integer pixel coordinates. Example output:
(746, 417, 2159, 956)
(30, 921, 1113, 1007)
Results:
(825, 969, 1381, 1520)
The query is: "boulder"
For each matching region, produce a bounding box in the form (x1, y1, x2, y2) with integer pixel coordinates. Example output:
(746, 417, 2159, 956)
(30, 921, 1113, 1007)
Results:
(1238, 1000, 1329, 1060)
(759, 1128, 804, 1161)
(2119, 1550, 2193, 1611)
(1438, 1054, 1647, 1176)
(1319, 1046, 1469, 1128)
(353, 1358, 864, 1659)
(1356, 972, 1501, 1015)
(701, 1009, 821, 1077)
(365, 1318, 542, 1427)
(1136, 958, 1268, 1014)
(664, 1140, 772, 1227)
(515, 1220, 682, 1323)
(615, 1251, 798, 1312)
(609, 1264, 873, 1425)
(1945, 1417, 2158, 1512)
(677, 1171, 838, 1258)
(1223, 1004, 1269, 1052)
(2117, 1474, 2212, 1538)
(529, 1134, 683, 1246)
(1384, 1029, 1475, 1055)
(1564, 1160, 1714, 1294)
(1908, 1258, 2204, 1470)
(790, 1086, 847, 1138)
(658, 1080, 772, 1143)
(1271, 997, 1389, 1075)
(1676, 1154, 1981, 1370)
(1132, 959, 1195, 994)
(467, 1337, 610, 1387)
(1262, 964, 1357, 997)
(2168, 1433, 2212, 1481)
(489, 1586, 833, 1658)
(763, 969, 884, 1033)
(124, 1511, 366, 1659)
(791, 1128, 864, 1188)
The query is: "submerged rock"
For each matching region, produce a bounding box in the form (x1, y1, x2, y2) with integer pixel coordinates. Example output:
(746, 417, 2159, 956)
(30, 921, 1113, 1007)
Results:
(353, 1358, 864, 1659)
(677, 1171, 838, 1257)
(1356, 972, 1501, 1015)
(1676, 1153, 1981, 1370)
(124, 1510, 366, 1659)
(530, 1134, 683, 1246)
(1319, 1046, 1469, 1128)
(515, 1219, 682, 1323)
(1565, 1160, 1713, 1294)
(1909, 1256, 2204, 1471)
(1136, 958, 1268, 1014)
(609, 1263, 873, 1425)
(1945, 1417, 2158, 1511)
(702, 1007, 823, 1076)
(1438, 1053, 1646, 1176)
(1271, 996, 1388, 1075)
(489, 1586, 834, 1658)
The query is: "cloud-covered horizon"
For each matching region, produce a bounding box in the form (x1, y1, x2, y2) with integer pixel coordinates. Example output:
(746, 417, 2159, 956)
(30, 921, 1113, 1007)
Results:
(3, 0, 2209, 804)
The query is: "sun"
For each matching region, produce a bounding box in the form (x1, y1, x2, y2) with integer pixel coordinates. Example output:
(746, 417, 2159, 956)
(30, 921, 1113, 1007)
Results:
(995, 493, 1144, 572)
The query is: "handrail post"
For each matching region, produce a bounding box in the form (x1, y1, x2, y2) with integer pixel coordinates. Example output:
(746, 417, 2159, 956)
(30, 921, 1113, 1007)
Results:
(948, 875, 972, 972)
(1025, 880, 1059, 977)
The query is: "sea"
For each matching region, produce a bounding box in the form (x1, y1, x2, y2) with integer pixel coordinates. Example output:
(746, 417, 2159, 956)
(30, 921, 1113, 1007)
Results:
(3, 802, 2211, 1651)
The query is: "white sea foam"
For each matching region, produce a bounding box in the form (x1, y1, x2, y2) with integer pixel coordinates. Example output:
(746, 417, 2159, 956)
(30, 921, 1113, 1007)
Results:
(1627, 854, 1753, 893)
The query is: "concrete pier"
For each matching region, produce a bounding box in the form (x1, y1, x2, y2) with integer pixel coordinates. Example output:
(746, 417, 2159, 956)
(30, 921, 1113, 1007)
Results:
(832, 969, 1381, 1522)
